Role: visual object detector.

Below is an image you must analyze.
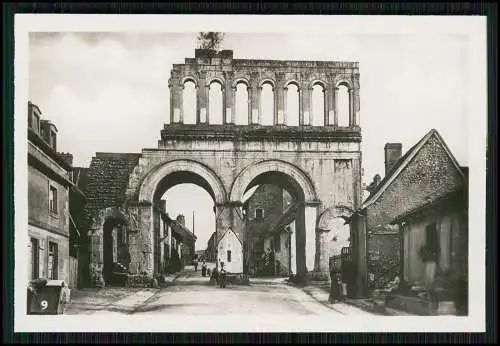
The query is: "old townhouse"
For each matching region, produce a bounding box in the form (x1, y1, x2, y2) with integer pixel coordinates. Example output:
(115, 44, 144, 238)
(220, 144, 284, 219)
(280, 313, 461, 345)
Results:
(27, 101, 82, 287)
(351, 129, 468, 314)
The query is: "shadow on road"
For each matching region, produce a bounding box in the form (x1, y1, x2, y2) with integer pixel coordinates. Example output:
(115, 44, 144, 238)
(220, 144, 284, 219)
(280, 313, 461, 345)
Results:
(131, 303, 199, 314)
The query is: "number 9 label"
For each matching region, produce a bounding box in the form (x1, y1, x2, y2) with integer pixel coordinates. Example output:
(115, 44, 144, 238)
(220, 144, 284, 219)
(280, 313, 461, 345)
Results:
(40, 300, 48, 310)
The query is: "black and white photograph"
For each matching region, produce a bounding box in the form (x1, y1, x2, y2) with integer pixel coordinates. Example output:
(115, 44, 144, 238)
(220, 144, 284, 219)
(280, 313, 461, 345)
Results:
(14, 14, 486, 333)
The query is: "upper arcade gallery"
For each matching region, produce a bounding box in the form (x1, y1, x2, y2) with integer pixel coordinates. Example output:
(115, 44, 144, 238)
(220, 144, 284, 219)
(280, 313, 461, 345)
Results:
(168, 49, 360, 129)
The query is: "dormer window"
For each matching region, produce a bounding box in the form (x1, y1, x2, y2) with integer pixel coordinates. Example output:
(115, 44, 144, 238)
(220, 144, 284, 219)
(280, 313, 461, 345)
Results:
(255, 208, 264, 220)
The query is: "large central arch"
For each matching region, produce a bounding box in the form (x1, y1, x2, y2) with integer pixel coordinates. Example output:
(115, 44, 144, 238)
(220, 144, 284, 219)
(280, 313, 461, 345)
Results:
(139, 159, 227, 205)
(230, 160, 320, 275)
(230, 159, 318, 203)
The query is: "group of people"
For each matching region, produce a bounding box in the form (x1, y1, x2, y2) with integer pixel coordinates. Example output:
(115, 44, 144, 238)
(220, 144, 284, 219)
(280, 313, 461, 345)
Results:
(193, 258, 228, 288)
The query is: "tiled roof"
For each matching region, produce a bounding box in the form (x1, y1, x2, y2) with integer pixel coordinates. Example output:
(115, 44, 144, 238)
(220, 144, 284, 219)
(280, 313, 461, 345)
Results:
(84, 152, 141, 223)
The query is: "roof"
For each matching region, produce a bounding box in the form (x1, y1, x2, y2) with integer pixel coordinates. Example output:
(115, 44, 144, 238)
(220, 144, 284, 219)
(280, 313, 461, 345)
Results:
(84, 152, 141, 223)
(360, 129, 466, 211)
(218, 228, 243, 246)
(163, 214, 197, 241)
(73, 167, 89, 192)
(28, 128, 72, 172)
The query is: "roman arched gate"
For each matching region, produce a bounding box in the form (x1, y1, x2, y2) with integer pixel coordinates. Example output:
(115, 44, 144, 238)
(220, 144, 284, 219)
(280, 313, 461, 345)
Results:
(87, 49, 364, 293)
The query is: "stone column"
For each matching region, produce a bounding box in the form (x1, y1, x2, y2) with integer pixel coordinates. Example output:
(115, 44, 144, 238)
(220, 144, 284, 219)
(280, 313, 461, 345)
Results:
(334, 87, 339, 127)
(251, 86, 260, 125)
(283, 86, 288, 125)
(224, 74, 234, 124)
(354, 88, 360, 126)
(198, 72, 208, 124)
(349, 88, 355, 127)
(298, 87, 304, 126)
(323, 87, 329, 126)
(302, 87, 312, 126)
(172, 83, 182, 124)
(353, 214, 368, 298)
(277, 82, 285, 125)
(168, 79, 174, 123)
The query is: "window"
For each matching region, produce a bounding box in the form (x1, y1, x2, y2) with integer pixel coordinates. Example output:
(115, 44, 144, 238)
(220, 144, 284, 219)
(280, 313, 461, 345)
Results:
(227, 250, 232, 263)
(255, 208, 264, 220)
(48, 242, 58, 280)
(49, 185, 58, 214)
(28, 112, 33, 129)
(50, 131, 57, 151)
(33, 113, 40, 133)
(30, 237, 39, 280)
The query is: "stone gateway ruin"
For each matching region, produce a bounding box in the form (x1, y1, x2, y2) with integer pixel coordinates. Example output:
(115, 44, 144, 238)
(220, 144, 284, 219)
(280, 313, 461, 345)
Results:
(84, 49, 365, 295)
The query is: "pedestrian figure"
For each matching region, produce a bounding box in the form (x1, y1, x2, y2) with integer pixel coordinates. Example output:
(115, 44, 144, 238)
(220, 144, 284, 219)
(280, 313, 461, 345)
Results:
(219, 261, 227, 288)
(193, 257, 198, 272)
(207, 268, 211, 278)
(201, 261, 207, 277)
(329, 256, 342, 303)
(211, 267, 219, 285)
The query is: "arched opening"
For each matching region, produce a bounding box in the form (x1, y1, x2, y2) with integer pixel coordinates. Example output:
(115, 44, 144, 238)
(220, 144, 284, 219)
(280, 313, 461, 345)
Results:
(240, 170, 312, 279)
(182, 80, 197, 124)
(208, 81, 223, 125)
(337, 84, 350, 127)
(286, 83, 300, 126)
(234, 82, 249, 125)
(260, 82, 275, 126)
(102, 216, 128, 285)
(311, 83, 325, 126)
(152, 171, 218, 277)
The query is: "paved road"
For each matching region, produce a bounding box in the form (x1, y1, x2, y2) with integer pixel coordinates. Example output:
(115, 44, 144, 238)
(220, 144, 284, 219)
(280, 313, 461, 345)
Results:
(131, 268, 341, 315)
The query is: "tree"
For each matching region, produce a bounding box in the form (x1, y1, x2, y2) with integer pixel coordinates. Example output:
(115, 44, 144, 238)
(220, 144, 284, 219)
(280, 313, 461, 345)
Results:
(197, 32, 225, 51)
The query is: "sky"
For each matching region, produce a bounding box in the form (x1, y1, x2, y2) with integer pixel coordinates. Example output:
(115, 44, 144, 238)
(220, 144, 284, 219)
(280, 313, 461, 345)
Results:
(28, 31, 470, 250)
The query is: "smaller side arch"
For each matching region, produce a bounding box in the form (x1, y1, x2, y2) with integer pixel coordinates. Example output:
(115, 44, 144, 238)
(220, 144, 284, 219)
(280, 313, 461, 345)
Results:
(317, 206, 354, 231)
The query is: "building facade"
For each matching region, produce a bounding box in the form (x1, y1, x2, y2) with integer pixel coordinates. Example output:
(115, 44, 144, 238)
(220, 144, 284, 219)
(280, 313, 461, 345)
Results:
(27, 101, 74, 286)
(351, 129, 469, 300)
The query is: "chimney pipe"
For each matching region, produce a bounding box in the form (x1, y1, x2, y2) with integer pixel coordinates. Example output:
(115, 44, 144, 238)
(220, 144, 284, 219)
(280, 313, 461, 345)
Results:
(384, 143, 402, 176)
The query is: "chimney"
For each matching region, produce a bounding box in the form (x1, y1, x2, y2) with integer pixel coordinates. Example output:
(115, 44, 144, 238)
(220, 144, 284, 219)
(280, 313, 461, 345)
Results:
(384, 143, 402, 176)
(176, 214, 185, 226)
(58, 153, 73, 167)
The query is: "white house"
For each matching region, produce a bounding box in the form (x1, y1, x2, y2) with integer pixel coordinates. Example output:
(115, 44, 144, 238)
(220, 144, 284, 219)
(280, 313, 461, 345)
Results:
(217, 228, 243, 274)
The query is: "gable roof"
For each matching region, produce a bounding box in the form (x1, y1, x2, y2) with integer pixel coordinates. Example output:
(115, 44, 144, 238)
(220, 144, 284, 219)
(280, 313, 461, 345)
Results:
(217, 228, 243, 246)
(361, 129, 466, 210)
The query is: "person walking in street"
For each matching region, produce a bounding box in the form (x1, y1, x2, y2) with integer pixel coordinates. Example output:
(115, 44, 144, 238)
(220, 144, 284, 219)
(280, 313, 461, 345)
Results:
(201, 261, 207, 277)
(329, 256, 342, 303)
(219, 261, 227, 288)
(193, 256, 198, 272)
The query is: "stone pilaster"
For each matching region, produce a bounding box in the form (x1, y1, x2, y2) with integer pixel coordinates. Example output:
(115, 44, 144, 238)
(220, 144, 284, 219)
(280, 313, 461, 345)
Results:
(224, 72, 234, 124)
(276, 73, 285, 125)
(349, 88, 355, 127)
(323, 87, 330, 126)
(198, 71, 208, 124)
(302, 86, 312, 126)
(334, 87, 339, 127)
(172, 83, 182, 124)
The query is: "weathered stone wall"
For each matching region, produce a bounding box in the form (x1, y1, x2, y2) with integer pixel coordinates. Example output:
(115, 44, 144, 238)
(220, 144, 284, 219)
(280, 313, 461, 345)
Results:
(366, 135, 465, 230)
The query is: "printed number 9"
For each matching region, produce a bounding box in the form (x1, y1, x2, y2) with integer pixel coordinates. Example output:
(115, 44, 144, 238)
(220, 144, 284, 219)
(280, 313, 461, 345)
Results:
(40, 300, 48, 310)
